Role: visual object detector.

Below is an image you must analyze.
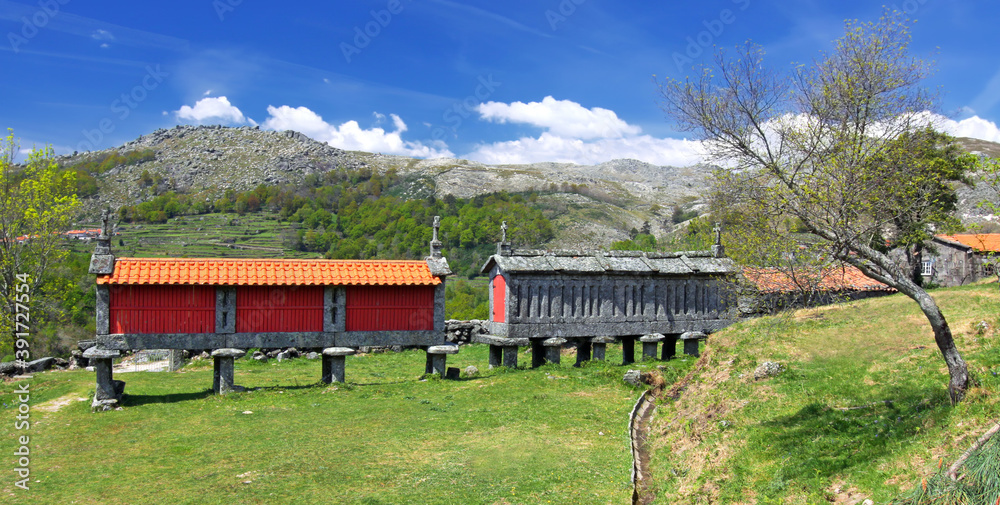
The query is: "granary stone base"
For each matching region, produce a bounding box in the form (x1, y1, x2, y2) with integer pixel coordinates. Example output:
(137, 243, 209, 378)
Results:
(425, 345, 459, 378)
(84, 347, 123, 411)
(322, 347, 355, 384)
(212, 348, 246, 394)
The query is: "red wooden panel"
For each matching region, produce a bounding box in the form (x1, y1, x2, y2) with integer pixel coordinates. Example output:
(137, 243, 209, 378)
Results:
(492, 275, 506, 323)
(109, 285, 215, 334)
(345, 286, 435, 331)
(236, 286, 324, 333)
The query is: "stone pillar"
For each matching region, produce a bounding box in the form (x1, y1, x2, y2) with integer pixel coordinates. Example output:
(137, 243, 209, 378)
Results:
(640, 334, 665, 360)
(622, 336, 636, 365)
(488, 345, 502, 369)
(501, 346, 518, 368)
(425, 345, 459, 378)
(661, 334, 679, 360)
(212, 348, 246, 394)
(322, 347, 356, 384)
(591, 337, 614, 361)
(531, 339, 545, 368)
(542, 338, 566, 365)
(84, 347, 123, 411)
(574, 339, 592, 367)
(681, 331, 707, 357)
(168, 349, 184, 372)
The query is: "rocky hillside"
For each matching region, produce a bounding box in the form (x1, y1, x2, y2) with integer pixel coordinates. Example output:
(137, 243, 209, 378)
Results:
(60, 125, 715, 247)
(57, 127, 1000, 248)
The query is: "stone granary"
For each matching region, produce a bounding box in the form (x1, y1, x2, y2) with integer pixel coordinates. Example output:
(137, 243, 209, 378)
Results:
(86, 211, 454, 409)
(477, 223, 738, 368)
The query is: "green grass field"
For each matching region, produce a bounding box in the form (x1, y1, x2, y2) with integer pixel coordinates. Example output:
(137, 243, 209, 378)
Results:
(1, 344, 696, 505)
(646, 282, 1000, 504)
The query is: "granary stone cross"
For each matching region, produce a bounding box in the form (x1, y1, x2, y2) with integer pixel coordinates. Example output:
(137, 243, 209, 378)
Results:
(432, 216, 440, 242)
(501, 220, 508, 243)
(714, 222, 721, 246)
(100, 208, 111, 239)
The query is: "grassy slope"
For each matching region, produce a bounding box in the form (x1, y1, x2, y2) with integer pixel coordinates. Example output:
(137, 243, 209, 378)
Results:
(646, 282, 1000, 504)
(1, 345, 698, 505)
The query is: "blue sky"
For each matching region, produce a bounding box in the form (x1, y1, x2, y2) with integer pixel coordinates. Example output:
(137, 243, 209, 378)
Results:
(2, 0, 999, 166)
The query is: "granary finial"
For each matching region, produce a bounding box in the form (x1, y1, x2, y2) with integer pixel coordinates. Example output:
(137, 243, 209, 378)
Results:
(99, 208, 111, 240)
(497, 220, 512, 256)
(90, 208, 116, 275)
(711, 222, 725, 258)
(429, 215, 443, 259)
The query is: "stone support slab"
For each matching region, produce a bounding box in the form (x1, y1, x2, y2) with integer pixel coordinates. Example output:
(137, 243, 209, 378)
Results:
(574, 339, 592, 367)
(661, 334, 679, 360)
(425, 345, 459, 378)
(84, 347, 122, 411)
(501, 346, 518, 368)
(531, 339, 545, 368)
(212, 348, 245, 394)
(543, 337, 566, 365)
(622, 336, 636, 365)
(640, 334, 665, 361)
(322, 347, 355, 384)
(681, 331, 706, 357)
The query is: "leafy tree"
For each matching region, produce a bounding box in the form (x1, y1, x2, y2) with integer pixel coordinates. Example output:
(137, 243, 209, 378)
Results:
(658, 11, 971, 403)
(0, 130, 80, 357)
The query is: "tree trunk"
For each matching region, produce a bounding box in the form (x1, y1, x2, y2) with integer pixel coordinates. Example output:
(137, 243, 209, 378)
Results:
(838, 246, 970, 404)
(898, 284, 969, 404)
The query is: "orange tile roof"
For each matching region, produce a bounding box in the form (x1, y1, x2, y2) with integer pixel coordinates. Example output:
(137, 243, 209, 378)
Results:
(743, 266, 895, 294)
(96, 257, 442, 286)
(936, 234, 1000, 253)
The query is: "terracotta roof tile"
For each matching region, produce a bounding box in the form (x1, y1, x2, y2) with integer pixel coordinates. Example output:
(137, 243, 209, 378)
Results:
(936, 234, 1000, 253)
(743, 266, 895, 294)
(96, 258, 442, 286)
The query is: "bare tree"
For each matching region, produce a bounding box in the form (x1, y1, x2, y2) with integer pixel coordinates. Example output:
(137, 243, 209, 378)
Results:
(658, 11, 971, 403)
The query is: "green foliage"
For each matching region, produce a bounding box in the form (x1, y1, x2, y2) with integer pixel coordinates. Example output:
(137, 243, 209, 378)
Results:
(658, 10, 973, 402)
(0, 129, 81, 357)
(114, 169, 554, 278)
(611, 233, 658, 251)
(445, 278, 489, 319)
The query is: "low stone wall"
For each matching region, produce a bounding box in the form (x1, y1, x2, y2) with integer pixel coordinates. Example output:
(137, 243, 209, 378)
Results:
(445, 320, 487, 345)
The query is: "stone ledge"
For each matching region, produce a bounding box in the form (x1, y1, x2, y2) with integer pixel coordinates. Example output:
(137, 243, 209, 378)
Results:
(427, 345, 460, 355)
(473, 334, 530, 346)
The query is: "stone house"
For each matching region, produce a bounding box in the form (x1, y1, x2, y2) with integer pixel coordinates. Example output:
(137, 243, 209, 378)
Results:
(921, 234, 1000, 287)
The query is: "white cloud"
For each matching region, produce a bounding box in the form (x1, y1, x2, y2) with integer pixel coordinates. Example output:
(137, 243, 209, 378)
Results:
(175, 96, 247, 124)
(91, 29, 114, 41)
(261, 105, 453, 158)
(933, 114, 1000, 143)
(468, 97, 701, 166)
(466, 132, 704, 167)
(478, 96, 641, 140)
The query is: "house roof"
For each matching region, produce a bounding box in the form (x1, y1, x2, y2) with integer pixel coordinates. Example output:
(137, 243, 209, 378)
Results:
(743, 266, 895, 294)
(95, 257, 443, 286)
(935, 234, 1000, 253)
(481, 249, 736, 276)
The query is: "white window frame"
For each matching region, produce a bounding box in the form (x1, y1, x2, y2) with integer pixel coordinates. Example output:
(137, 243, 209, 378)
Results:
(920, 260, 933, 276)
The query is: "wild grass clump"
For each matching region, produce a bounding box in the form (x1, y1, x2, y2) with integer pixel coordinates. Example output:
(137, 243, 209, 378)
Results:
(893, 435, 1000, 505)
